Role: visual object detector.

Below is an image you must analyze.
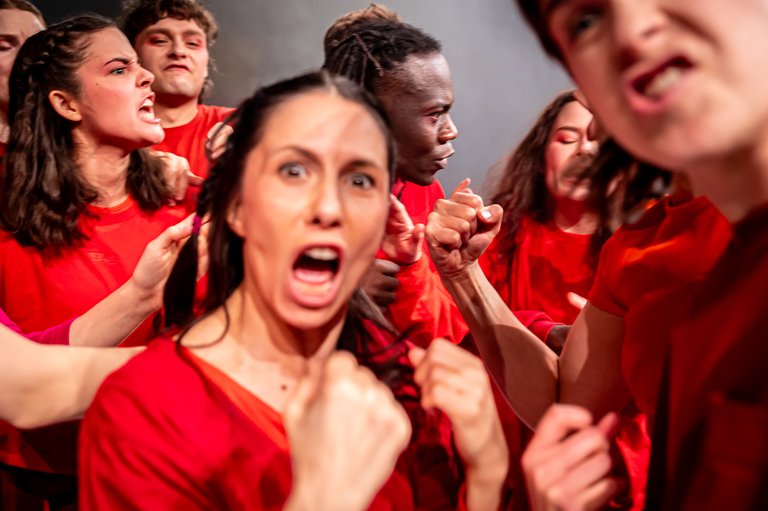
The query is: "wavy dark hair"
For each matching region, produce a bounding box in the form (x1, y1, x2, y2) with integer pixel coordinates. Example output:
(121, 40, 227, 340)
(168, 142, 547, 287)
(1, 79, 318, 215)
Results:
(488, 90, 585, 288)
(0, 15, 173, 250)
(162, 70, 418, 392)
(322, 16, 441, 96)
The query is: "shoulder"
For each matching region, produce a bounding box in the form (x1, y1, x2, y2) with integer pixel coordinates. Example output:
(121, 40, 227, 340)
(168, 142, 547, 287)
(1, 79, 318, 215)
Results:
(84, 339, 212, 435)
(198, 104, 236, 124)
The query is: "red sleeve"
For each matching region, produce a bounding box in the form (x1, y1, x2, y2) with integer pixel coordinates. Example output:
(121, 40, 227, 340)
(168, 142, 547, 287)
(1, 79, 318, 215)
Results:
(587, 233, 627, 317)
(0, 307, 72, 345)
(512, 310, 562, 343)
(386, 253, 469, 348)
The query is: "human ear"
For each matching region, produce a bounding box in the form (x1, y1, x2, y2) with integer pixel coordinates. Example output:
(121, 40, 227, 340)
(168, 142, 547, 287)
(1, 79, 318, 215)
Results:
(48, 90, 82, 122)
(227, 198, 245, 237)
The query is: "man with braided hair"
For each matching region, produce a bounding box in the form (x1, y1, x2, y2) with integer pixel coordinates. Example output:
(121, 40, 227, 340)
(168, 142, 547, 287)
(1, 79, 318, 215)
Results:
(119, 0, 234, 180)
(323, 6, 559, 350)
(322, 6, 465, 349)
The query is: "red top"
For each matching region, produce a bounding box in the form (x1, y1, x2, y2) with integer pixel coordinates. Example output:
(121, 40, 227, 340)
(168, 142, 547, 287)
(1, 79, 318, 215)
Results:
(80, 335, 469, 510)
(153, 104, 234, 179)
(381, 179, 470, 346)
(481, 217, 594, 325)
(0, 307, 72, 345)
(582, 195, 731, 510)
(660, 202, 768, 511)
(589, 195, 732, 414)
(0, 196, 189, 473)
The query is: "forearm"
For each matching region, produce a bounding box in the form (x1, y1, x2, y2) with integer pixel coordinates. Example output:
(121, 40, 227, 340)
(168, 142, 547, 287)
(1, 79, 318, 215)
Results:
(70, 278, 157, 347)
(441, 263, 559, 428)
(0, 326, 139, 428)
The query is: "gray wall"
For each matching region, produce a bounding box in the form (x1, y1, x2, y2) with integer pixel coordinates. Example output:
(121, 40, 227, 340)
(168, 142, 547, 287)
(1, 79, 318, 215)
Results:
(36, 0, 571, 195)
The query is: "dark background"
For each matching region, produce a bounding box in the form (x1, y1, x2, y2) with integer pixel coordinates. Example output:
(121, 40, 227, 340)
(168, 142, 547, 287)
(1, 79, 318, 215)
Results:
(34, 0, 571, 194)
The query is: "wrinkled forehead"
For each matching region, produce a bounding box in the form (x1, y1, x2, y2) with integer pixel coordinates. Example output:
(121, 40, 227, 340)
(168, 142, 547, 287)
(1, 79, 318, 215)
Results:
(0, 8, 45, 39)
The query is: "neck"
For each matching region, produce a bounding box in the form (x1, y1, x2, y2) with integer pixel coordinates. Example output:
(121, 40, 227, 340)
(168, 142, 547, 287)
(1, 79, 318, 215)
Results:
(225, 285, 343, 374)
(155, 94, 199, 128)
(551, 198, 596, 234)
(682, 144, 768, 223)
(73, 137, 131, 208)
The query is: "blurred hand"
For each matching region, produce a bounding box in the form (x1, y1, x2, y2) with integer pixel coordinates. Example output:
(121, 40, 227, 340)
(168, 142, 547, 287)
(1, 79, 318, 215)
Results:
(360, 258, 400, 307)
(409, 339, 508, 473)
(522, 404, 622, 511)
(205, 122, 233, 163)
(380, 194, 424, 265)
(426, 178, 502, 278)
(130, 215, 196, 310)
(284, 351, 411, 511)
(151, 150, 203, 203)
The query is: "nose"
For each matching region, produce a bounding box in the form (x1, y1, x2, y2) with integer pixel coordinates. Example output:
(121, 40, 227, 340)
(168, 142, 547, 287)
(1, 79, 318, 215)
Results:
(438, 114, 458, 144)
(578, 136, 599, 157)
(310, 176, 342, 228)
(612, 0, 668, 67)
(138, 66, 154, 88)
(168, 37, 188, 58)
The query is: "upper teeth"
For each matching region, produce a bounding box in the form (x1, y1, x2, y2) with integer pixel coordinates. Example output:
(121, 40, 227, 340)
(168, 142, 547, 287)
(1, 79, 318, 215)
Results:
(305, 247, 337, 261)
(644, 66, 683, 99)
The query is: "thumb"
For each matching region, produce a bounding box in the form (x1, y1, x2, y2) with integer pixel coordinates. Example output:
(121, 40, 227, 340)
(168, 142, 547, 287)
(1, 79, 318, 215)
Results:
(186, 171, 204, 186)
(407, 345, 427, 368)
(596, 412, 620, 439)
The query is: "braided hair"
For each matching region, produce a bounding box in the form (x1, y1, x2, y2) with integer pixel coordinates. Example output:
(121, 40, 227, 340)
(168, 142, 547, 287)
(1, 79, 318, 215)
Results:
(322, 16, 441, 95)
(0, 15, 173, 250)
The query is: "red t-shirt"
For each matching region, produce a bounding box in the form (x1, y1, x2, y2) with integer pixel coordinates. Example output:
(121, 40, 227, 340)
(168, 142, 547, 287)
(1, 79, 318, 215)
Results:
(585, 194, 731, 509)
(80, 336, 468, 510)
(658, 202, 768, 511)
(152, 104, 234, 179)
(380, 179, 470, 346)
(0, 196, 188, 474)
(590, 195, 732, 414)
(481, 217, 594, 325)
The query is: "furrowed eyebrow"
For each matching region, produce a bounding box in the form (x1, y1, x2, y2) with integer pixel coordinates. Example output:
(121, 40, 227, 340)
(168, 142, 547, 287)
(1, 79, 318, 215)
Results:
(103, 56, 132, 67)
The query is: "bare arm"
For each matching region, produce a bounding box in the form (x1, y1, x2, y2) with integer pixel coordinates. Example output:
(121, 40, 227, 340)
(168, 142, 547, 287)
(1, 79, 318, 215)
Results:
(428, 182, 629, 427)
(69, 216, 194, 347)
(0, 325, 140, 429)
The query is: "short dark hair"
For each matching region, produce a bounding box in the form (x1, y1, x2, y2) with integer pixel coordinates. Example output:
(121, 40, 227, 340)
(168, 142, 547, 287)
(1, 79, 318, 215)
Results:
(514, 0, 562, 61)
(118, 0, 217, 47)
(0, 0, 44, 25)
(119, 0, 219, 100)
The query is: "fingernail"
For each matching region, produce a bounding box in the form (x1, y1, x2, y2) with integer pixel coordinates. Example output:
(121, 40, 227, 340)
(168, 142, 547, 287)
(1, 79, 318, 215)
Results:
(480, 209, 492, 220)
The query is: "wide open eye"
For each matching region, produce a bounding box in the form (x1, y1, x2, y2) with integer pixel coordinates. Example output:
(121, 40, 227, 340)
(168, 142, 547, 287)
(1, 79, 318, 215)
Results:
(347, 172, 375, 190)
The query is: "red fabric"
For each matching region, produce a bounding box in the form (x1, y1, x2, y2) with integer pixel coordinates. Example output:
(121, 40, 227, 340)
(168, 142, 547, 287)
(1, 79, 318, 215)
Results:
(152, 104, 234, 179)
(583, 194, 732, 510)
(659, 203, 768, 511)
(0, 196, 188, 475)
(380, 179, 470, 346)
(0, 307, 72, 345)
(481, 217, 594, 325)
(80, 336, 468, 510)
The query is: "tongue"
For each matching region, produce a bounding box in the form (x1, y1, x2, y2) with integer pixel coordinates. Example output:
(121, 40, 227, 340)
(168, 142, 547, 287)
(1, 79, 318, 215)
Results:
(294, 267, 334, 284)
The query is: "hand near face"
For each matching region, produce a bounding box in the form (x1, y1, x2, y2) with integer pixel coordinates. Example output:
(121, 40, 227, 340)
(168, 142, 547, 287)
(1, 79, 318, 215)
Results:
(150, 150, 204, 203)
(360, 259, 400, 307)
(284, 351, 411, 511)
(409, 339, 509, 482)
(426, 179, 503, 278)
(205, 122, 233, 163)
(380, 194, 424, 265)
(522, 404, 622, 511)
(130, 215, 196, 310)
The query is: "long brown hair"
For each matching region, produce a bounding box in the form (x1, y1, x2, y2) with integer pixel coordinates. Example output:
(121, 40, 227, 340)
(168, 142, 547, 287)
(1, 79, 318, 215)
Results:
(0, 15, 173, 250)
